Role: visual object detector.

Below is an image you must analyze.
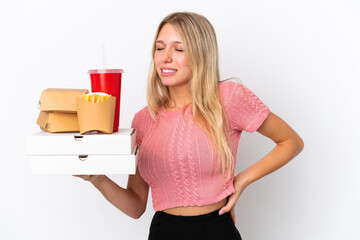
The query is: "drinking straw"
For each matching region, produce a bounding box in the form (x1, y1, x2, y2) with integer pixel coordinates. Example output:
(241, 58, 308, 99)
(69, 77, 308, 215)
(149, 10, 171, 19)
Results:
(101, 43, 107, 69)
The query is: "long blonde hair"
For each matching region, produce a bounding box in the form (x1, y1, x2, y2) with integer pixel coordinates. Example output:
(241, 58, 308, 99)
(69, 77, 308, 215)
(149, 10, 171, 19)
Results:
(147, 12, 234, 182)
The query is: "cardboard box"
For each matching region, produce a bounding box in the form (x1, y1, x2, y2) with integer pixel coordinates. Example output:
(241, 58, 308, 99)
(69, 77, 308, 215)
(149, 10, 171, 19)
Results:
(76, 96, 116, 134)
(29, 147, 138, 175)
(39, 88, 89, 112)
(36, 111, 79, 133)
(26, 129, 136, 155)
(26, 129, 137, 175)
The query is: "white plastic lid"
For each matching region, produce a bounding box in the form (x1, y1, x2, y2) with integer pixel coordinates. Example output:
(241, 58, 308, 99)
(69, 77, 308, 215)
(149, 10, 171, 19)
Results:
(88, 69, 124, 74)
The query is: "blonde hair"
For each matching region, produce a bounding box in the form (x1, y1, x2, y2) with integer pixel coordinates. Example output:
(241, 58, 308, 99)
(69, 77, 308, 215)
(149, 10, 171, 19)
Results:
(147, 12, 234, 182)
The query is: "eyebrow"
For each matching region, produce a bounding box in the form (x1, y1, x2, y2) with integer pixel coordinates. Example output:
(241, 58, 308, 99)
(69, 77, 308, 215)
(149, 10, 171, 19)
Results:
(156, 40, 182, 44)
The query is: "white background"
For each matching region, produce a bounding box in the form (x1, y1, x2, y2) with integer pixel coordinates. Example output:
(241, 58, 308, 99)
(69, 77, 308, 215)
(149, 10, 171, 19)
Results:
(1, 0, 359, 239)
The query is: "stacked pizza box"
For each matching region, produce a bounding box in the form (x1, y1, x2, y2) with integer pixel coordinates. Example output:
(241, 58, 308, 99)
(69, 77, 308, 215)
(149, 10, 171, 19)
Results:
(26, 129, 137, 175)
(27, 88, 137, 175)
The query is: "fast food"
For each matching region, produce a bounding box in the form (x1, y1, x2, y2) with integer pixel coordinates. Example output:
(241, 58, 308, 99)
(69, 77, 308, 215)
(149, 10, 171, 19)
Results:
(81, 93, 111, 103)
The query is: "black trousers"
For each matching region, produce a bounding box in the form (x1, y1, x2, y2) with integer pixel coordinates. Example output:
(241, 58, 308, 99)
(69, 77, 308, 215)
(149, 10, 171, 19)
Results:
(148, 208, 242, 240)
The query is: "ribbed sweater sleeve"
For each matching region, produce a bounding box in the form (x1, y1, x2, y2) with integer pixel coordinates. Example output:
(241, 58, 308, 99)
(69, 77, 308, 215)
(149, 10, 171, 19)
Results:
(220, 80, 270, 132)
(131, 107, 154, 147)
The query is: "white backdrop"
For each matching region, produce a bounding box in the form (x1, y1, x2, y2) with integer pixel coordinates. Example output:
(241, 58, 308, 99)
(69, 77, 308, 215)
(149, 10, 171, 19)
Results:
(1, 0, 359, 239)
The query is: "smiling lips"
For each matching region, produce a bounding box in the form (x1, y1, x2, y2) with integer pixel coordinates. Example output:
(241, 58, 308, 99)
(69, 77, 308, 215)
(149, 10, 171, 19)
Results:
(161, 68, 178, 76)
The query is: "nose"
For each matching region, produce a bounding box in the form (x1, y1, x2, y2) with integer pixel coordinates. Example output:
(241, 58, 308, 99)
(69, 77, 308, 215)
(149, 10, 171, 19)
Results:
(162, 48, 173, 63)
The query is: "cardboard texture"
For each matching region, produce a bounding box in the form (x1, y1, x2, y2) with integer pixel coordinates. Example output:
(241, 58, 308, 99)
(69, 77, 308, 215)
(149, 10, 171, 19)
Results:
(36, 112, 79, 133)
(27, 130, 138, 175)
(76, 96, 116, 134)
(29, 146, 138, 175)
(39, 88, 89, 112)
(27, 129, 136, 155)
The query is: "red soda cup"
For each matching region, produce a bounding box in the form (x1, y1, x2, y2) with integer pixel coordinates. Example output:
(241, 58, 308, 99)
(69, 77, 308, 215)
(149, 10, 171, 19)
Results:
(88, 69, 124, 132)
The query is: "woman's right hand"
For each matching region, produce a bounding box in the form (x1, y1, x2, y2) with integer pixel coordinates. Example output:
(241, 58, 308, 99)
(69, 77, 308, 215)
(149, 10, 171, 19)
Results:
(73, 175, 106, 185)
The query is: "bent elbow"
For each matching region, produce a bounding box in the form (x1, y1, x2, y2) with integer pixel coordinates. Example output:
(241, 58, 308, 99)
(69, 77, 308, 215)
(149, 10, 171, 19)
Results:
(132, 212, 144, 220)
(296, 136, 304, 155)
(131, 206, 147, 220)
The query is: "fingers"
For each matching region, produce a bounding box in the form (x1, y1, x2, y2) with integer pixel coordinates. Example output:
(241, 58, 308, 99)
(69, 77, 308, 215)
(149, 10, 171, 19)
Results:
(219, 195, 237, 215)
(73, 175, 92, 181)
(73, 175, 105, 184)
(218, 199, 236, 224)
(73, 175, 84, 179)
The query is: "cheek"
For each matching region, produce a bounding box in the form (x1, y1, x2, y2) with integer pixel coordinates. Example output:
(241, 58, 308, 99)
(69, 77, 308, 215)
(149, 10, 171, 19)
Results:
(179, 58, 192, 75)
(177, 56, 190, 69)
(154, 52, 161, 67)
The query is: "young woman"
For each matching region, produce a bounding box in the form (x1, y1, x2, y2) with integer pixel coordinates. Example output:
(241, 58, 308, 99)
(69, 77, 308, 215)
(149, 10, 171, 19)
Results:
(75, 12, 304, 240)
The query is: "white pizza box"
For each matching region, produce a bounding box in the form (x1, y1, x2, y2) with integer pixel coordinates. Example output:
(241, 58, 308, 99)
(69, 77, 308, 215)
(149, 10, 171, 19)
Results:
(29, 147, 138, 175)
(26, 128, 136, 155)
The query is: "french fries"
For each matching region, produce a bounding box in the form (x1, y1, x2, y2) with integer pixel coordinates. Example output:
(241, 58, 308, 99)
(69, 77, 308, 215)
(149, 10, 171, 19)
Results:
(81, 93, 111, 103)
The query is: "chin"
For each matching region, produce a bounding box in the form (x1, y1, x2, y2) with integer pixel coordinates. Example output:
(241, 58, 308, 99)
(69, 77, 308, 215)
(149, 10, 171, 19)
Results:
(160, 80, 187, 88)
(160, 81, 175, 87)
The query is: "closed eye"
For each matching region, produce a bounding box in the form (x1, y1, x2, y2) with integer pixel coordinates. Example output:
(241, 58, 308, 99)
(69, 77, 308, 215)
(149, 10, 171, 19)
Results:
(176, 49, 184, 52)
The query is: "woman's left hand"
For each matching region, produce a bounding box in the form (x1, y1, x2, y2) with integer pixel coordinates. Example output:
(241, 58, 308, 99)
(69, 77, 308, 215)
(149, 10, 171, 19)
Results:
(218, 173, 249, 224)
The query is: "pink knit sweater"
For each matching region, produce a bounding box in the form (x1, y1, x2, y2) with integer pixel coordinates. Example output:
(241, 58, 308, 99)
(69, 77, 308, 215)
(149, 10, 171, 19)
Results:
(131, 80, 270, 211)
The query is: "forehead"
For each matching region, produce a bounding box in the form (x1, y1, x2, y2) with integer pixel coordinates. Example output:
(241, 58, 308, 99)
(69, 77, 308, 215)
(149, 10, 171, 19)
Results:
(156, 24, 183, 44)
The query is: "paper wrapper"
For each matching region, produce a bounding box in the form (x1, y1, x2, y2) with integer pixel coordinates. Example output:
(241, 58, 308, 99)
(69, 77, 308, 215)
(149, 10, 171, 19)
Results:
(39, 88, 88, 112)
(36, 111, 79, 133)
(76, 96, 116, 134)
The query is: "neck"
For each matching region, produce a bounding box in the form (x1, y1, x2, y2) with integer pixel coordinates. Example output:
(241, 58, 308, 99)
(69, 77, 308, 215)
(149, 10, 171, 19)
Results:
(167, 84, 192, 109)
